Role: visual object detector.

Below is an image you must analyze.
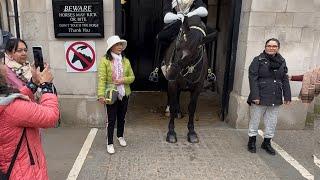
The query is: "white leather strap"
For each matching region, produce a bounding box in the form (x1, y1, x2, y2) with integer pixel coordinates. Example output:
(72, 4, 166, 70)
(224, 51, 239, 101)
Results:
(190, 26, 206, 36)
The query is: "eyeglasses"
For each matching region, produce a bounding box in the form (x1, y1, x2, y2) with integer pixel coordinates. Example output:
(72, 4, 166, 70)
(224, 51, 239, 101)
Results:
(15, 48, 28, 53)
(265, 45, 278, 48)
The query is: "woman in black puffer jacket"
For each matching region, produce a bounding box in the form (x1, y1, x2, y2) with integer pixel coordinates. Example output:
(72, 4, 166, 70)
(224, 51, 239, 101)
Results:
(247, 38, 291, 155)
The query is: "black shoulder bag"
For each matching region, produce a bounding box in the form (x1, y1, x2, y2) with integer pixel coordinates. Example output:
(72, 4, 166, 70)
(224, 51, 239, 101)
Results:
(0, 128, 35, 180)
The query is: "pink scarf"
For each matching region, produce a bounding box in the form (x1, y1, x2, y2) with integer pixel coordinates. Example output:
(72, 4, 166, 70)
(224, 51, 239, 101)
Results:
(111, 52, 125, 100)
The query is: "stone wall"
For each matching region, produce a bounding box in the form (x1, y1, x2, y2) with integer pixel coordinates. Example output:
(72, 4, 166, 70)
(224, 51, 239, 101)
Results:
(227, 0, 316, 129)
(18, 0, 115, 126)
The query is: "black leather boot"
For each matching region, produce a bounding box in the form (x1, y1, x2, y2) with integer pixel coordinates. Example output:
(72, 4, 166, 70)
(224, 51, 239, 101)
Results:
(261, 138, 276, 155)
(247, 136, 256, 153)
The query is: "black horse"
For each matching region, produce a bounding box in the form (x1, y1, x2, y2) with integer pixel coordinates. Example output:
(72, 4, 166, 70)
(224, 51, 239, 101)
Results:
(162, 16, 208, 143)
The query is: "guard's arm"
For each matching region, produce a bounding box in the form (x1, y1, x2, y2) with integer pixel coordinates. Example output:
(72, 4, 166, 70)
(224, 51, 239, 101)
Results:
(187, 7, 208, 17)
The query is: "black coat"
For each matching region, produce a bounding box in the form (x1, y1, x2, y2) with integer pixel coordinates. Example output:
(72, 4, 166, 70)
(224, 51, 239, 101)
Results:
(247, 52, 291, 106)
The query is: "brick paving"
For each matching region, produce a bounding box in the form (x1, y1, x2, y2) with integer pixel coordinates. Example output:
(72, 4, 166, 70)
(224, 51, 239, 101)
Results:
(44, 92, 312, 179)
(75, 92, 306, 180)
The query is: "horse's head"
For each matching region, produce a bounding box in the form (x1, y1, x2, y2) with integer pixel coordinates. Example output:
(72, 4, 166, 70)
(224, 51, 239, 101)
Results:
(166, 16, 206, 81)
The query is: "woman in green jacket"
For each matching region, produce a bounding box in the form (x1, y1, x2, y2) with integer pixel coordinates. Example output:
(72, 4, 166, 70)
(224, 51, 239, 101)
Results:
(97, 35, 135, 154)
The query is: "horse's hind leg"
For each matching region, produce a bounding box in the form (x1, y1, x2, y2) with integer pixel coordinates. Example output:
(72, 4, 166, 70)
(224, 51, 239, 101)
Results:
(166, 82, 177, 143)
(187, 91, 200, 143)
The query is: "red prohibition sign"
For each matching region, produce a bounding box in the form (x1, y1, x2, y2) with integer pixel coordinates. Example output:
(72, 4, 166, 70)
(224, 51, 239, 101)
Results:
(66, 41, 96, 71)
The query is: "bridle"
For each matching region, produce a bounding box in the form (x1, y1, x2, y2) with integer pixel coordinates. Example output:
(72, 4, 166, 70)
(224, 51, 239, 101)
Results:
(168, 25, 206, 83)
(180, 45, 204, 77)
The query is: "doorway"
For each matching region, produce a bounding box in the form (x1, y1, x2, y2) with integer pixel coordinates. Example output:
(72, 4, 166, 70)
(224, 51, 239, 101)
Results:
(115, 0, 242, 120)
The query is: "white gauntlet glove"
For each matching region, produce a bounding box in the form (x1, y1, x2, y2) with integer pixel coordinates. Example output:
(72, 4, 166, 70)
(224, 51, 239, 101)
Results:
(164, 12, 184, 24)
(177, 13, 185, 22)
(187, 7, 208, 17)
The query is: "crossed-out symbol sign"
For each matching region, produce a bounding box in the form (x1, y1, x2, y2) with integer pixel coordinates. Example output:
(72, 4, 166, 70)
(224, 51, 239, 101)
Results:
(66, 41, 96, 72)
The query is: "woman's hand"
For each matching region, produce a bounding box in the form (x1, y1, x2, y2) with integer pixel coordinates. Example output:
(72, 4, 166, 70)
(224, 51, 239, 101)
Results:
(39, 64, 53, 84)
(31, 65, 41, 85)
(114, 78, 124, 85)
(98, 97, 106, 104)
(252, 99, 260, 105)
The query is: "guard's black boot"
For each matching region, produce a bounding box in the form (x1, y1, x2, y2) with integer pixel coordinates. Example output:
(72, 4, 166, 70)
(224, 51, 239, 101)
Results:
(247, 136, 256, 153)
(261, 138, 276, 155)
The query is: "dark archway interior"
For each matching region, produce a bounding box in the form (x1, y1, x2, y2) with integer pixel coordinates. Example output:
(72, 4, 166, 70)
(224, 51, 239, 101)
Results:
(115, 0, 240, 118)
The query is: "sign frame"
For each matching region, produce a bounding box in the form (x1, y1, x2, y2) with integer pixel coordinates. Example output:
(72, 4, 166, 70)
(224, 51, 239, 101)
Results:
(65, 41, 96, 72)
(52, 0, 104, 38)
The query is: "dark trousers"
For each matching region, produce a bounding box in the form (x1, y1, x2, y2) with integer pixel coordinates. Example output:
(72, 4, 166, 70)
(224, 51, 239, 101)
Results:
(106, 96, 129, 145)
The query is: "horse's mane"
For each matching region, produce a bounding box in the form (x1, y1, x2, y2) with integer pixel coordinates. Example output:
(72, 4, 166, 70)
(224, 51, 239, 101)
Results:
(163, 16, 206, 68)
(183, 16, 206, 53)
(185, 28, 204, 52)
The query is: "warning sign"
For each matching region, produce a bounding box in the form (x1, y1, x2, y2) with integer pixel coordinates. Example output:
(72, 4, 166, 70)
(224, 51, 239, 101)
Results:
(65, 41, 96, 72)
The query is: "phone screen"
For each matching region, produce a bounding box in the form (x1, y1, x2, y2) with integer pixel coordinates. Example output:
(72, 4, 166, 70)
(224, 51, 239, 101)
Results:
(32, 46, 44, 72)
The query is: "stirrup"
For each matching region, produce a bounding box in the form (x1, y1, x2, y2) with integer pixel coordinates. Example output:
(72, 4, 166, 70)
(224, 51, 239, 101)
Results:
(207, 68, 216, 82)
(149, 67, 159, 82)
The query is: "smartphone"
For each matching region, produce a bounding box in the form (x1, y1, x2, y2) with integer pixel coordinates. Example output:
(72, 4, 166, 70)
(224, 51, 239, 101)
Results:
(32, 46, 44, 72)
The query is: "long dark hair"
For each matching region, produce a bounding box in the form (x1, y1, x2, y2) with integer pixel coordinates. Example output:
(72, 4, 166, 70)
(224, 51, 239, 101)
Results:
(0, 76, 19, 96)
(0, 64, 19, 95)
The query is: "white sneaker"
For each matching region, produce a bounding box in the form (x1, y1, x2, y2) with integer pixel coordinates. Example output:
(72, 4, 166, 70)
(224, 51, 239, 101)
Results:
(117, 137, 127, 147)
(107, 144, 115, 154)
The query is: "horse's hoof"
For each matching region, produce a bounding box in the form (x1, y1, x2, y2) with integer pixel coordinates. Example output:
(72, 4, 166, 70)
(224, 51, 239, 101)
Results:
(166, 131, 177, 143)
(187, 132, 199, 143)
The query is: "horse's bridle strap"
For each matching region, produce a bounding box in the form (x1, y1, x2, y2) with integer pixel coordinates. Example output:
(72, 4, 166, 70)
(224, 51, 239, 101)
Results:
(180, 45, 204, 78)
(190, 26, 206, 36)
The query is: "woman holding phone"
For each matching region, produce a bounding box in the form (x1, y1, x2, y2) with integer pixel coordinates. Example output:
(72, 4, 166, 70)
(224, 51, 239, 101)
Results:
(0, 61, 59, 180)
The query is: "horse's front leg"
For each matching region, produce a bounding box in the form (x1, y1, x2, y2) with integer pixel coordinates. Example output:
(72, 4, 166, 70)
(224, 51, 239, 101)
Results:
(166, 81, 177, 143)
(187, 90, 200, 143)
(165, 90, 182, 119)
(176, 90, 182, 119)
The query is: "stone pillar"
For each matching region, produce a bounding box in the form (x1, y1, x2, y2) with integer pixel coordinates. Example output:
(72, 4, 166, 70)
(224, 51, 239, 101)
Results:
(226, 0, 315, 129)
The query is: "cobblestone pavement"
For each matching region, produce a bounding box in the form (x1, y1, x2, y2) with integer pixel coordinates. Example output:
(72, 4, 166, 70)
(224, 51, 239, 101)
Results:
(44, 92, 314, 179)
